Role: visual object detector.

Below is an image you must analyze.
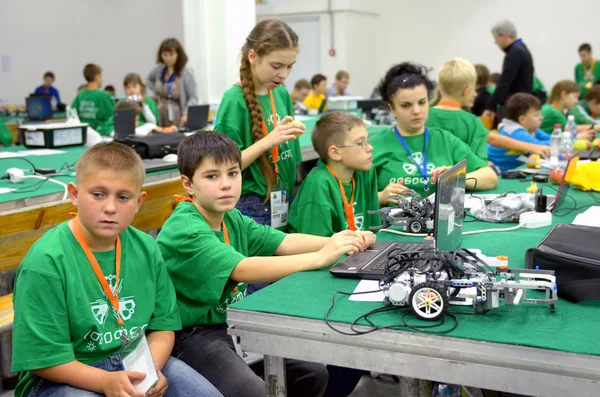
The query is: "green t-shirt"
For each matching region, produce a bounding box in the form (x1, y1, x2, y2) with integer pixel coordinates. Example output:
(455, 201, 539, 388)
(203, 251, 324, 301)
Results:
(0, 116, 12, 146)
(569, 100, 600, 124)
(288, 160, 381, 236)
(157, 202, 286, 327)
(540, 103, 567, 134)
(71, 89, 115, 136)
(426, 107, 490, 160)
(214, 85, 302, 196)
(371, 127, 488, 197)
(575, 60, 600, 98)
(12, 222, 181, 397)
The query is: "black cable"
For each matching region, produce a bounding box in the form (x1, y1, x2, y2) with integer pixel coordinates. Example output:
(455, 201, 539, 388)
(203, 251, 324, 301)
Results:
(10, 174, 71, 195)
(0, 157, 38, 173)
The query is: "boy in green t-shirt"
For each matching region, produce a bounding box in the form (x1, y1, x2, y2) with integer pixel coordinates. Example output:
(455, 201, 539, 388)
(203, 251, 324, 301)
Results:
(575, 43, 600, 98)
(426, 58, 490, 161)
(156, 131, 374, 397)
(71, 64, 115, 136)
(540, 80, 598, 139)
(0, 116, 13, 147)
(289, 112, 380, 236)
(11, 142, 221, 397)
(122, 72, 161, 126)
(569, 85, 600, 125)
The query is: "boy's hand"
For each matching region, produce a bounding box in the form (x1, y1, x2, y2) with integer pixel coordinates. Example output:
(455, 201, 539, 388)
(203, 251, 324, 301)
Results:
(357, 230, 376, 249)
(316, 230, 363, 268)
(264, 116, 305, 148)
(147, 369, 168, 397)
(379, 182, 408, 205)
(530, 145, 551, 158)
(100, 370, 145, 397)
(431, 166, 451, 184)
(577, 129, 596, 141)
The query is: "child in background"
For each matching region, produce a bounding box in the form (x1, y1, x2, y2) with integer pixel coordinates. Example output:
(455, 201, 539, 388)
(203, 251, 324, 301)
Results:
(488, 93, 551, 172)
(472, 64, 491, 116)
(11, 142, 221, 397)
(540, 80, 597, 138)
(214, 19, 305, 229)
(488, 73, 500, 94)
(71, 64, 115, 136)
(34, 71, 61, 106)
(290, 78, 310, 115)
(570, 85, 600, 125)
(122, 73, 161, 126)
(303, 74, 328, 112)
(104, 85, 116, 101)
(326, 70, 351, 97)
(157, 131, 374, 397)
(426, 58, 489, 161)
(289, 112, 380, 236)
(575, 43, 600, 98)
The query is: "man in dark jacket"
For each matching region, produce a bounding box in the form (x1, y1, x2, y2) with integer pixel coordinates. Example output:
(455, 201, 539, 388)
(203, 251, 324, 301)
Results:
(483, 20, 533, 119)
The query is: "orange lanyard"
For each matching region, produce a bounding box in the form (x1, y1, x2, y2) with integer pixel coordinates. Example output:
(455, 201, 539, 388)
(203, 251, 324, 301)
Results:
(438, 100, 461, 109)
(551, 102, 563, 112)
(73, 218, 123, 327)
(261, 90, 279, 175)
(326, 165, 356, 231)
(222, 222, 230, 245)
(584, 60, 596, 80)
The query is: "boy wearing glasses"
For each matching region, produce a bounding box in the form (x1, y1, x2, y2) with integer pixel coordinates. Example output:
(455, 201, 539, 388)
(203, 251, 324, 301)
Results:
(288, 112, 381, 236)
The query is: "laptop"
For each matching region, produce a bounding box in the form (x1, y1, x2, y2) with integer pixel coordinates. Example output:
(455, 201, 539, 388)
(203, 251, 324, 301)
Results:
(26, 94, 53, 121)
(330, 160, 467, 279)
(184, 105, 209, 131)
(548, 154, 579, 213)
(114, 108, 136, 141)
(142, 158, 178, 173)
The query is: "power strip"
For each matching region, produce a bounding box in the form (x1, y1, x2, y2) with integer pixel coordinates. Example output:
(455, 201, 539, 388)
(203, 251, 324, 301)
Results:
(519, 211, 552, 228)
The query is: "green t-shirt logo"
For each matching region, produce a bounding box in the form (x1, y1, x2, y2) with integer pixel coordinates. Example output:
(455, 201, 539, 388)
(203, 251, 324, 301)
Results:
(267, 112, 282, 127)
(393, 152, 436, 186)
(79, 100, 99, 119)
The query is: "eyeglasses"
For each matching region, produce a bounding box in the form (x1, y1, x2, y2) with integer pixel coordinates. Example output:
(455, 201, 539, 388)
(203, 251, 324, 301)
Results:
(336, 140, 372, 150)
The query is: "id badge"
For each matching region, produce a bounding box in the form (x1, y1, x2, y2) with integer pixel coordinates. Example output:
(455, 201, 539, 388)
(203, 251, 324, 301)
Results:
(270, 188, 289, 229)
(167, 100, 174, 122)
(118, 332, 159, 393)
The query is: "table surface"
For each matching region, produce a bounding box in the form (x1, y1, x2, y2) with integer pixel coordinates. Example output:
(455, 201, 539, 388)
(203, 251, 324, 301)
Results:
(230, 178, 600, 356)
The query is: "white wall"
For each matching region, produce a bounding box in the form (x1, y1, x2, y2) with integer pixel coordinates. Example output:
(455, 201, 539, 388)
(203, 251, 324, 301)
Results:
(0, 0, 184, 106)
(258, 0, 599, 98)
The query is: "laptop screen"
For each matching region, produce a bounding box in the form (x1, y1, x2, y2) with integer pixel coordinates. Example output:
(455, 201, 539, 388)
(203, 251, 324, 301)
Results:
(26, 95, 53, 121)
(434, 160, 467, 251)
(114, 108, 136, 141)
(551, 154, 579, 213)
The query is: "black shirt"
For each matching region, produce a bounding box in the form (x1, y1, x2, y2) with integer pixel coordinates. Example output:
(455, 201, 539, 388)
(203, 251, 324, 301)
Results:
(472, 87, 491, 116)
(486, 39, 533, 111)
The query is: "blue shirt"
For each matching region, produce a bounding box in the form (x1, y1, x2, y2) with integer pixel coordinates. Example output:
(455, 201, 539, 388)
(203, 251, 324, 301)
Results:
(488, 118, 551, 172)
(34, 85, 61, 104)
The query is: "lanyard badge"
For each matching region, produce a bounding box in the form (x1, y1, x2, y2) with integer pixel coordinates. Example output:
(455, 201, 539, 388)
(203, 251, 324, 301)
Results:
(393, 126, 430, 194)
(326, 165, 357, 230)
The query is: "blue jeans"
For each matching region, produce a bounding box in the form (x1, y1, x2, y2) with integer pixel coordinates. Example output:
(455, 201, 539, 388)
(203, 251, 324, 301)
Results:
(28, 355, 222, 397)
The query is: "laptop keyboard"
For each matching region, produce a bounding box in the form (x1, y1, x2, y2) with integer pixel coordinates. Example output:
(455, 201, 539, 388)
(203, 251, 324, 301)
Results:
(369, 243, 423, 271)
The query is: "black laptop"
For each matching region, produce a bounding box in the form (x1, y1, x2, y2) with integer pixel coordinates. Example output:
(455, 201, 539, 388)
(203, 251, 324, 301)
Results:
(184, 105, 209, 131)
(113, 108, 136, 141)
(330, 160, 467, 279)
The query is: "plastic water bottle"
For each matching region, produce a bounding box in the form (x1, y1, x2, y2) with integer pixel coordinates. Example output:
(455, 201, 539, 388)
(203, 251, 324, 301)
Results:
(550, 124, 562, 168)
(565, 115, 577, 141)
(435, 384, 461, 397)
(559, 129, 574, 169)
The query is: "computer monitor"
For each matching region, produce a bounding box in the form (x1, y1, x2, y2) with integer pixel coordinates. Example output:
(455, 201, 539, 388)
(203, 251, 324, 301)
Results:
(357, 99, 384, 120)
(26, 94, 53, 121)
(434, 160, 467, 251)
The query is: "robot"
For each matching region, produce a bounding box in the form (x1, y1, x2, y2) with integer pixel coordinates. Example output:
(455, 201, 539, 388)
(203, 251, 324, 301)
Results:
(379, 237, 558, 321)
(369, 190, 435, 234)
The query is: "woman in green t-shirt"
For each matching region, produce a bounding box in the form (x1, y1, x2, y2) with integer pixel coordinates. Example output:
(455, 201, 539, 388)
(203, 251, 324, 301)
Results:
(372, 62, 498, 206)
(214, 19, 305, 227)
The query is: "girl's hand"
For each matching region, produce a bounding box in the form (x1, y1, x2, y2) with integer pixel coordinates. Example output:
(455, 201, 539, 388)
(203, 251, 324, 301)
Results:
(263, 116, 305, 148)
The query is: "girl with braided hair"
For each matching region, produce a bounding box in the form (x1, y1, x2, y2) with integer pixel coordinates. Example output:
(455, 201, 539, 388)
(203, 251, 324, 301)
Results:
(214, 19, 305, 228)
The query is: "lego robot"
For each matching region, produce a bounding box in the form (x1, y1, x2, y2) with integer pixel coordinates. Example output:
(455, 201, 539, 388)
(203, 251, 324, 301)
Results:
(369, 190, 434, 234)
(379, 237, 558, 321)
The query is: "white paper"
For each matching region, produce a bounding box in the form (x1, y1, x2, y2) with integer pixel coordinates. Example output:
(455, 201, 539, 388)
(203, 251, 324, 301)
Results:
(0, 152, 24, 158)
(122, 335, 158, 393)
(17, 149, 66, 156)
(0, 188, 15, 194)
(348, 279, 384, 302)
(572, 206, 600, 227)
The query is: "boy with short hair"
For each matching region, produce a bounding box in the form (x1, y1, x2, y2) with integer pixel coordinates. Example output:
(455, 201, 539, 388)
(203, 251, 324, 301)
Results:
(289, 112, 380, 236)
(575, 43, 600, 98)
(540, 80, 598, 137)
(488, 93, 550, 172)
(303, 73, 328, 111)
(156, 131, 374, 397)
(326, 70, 351, 97)
(11, 142, 221, 397)
(34, 71, 61, 105)
(569, 85, 600, 125)
(290, 78, 310, 115)
(71, 64, 115, 136)
(426, 58, 490, 161)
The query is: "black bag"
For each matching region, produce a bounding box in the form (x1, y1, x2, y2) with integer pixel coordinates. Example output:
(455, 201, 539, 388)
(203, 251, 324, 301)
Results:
(526, 224, 600, 303)
(118, 133, 187, 159)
